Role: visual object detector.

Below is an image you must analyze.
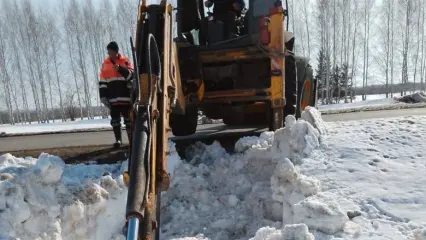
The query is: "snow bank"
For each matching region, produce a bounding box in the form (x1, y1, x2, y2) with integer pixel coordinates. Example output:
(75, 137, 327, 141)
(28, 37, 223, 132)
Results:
(234, 108, 351, 237)
(250, 224, 314, 240)
(157, 108, 332, 239)
(0, 106, 358, 239)
(0, 153, 127, 240)
(293, 192, 349, 234)
(0, 139, 184, 240)
(234, 131, 274, 153)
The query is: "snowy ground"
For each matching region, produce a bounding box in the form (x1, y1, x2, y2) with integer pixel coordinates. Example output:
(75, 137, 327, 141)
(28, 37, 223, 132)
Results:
(319, 92, 426, 115)
(318, 96, 398, 111)
(0, 113, 220, 136)
(0, 117, 112, 135)
(2, 107, 426, 239)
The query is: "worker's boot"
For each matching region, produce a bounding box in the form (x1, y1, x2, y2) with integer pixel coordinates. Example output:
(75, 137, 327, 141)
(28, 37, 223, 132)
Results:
(113, 126, 122, 149)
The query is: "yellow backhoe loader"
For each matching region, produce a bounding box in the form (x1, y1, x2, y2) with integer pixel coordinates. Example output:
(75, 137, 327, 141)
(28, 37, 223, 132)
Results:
(123, 0, 317, 239)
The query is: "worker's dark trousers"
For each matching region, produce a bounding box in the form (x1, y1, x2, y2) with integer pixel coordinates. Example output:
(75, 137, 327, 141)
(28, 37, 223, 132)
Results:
(110, 105, 132, 142)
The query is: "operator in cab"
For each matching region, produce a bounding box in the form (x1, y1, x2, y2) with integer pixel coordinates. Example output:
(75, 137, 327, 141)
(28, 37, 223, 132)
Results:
(99, 41, 134, 149)
(204, 0, 246, 39)
(204, 0, 246, 15)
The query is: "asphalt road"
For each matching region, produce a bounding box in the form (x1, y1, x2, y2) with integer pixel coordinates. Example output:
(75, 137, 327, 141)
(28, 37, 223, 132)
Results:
(2, 107, 426, 152)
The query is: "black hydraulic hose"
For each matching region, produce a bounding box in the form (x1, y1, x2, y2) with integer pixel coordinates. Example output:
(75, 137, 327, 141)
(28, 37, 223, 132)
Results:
(125, 35, 157, 227)
(125, 109, 149, 221)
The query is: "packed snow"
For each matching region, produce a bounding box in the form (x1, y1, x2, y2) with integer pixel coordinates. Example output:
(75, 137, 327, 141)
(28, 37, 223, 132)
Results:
(1, 106, 426, 239)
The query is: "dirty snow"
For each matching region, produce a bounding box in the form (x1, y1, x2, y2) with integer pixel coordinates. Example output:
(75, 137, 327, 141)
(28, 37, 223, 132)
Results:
(1, 106, 426, 239)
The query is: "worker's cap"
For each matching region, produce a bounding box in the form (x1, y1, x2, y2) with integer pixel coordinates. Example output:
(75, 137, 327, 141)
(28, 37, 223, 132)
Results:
(107, 41, 119, 52)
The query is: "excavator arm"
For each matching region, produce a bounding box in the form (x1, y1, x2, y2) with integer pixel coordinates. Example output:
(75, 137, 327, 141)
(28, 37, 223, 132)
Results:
(123, 1, 180, 239)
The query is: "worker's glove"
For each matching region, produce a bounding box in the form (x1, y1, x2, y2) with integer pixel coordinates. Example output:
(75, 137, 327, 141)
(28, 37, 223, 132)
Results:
(101, 97, 110, 109)
(204, 0, 213, 7)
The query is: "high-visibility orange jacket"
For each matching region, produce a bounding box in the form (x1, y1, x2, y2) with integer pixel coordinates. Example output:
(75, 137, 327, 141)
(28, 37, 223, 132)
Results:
(99, 54, 134, 106)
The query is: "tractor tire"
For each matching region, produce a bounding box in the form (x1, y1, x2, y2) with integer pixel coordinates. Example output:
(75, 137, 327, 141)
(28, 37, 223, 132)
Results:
(170, 104, 198, 136)
(295, 57, 316, 118)
(284, 54, 298, 119)
(223, 106, 245, 126)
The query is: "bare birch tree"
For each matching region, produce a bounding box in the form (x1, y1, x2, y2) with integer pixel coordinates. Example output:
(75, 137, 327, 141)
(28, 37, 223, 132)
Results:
(61, 0, 84, 120)
(0, 18, 15, 124)
(46, 10, 66, 122)
(20, 0, 43, 123)
(301, 0, 311, 59)
(66, 0, 93, 119)
(399, 0, 413, 95)
(83, 0, 105, 109)
(2, 0, 31, 123)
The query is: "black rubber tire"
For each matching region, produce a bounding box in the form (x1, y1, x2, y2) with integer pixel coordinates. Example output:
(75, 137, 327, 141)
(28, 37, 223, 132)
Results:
(222, 106, 245, 126)
(170, 104, 198, 136)
(310, 76, 318, 108)
(284, 54, 297, 119)
(296, 60, 315, 118)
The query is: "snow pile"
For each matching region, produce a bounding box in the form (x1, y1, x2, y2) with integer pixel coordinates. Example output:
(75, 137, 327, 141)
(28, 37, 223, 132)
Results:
(272, 109, 325, 165)
(0, 153, 127, 240)
(250, 224, 314, 240)
(0, 107, 329, 239)
(158, 108, 341, 239)
(234, 131, 274, 153)
(8, 107, 426, 239)
(0, 140, 184, 240)
(301, 106, 328, 136)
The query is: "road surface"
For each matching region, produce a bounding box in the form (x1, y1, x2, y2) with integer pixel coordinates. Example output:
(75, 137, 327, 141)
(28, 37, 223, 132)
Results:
(2, 108, 426, 152)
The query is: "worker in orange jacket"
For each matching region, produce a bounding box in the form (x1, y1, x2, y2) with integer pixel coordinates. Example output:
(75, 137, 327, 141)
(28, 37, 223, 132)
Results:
(99, 41, 134, 148)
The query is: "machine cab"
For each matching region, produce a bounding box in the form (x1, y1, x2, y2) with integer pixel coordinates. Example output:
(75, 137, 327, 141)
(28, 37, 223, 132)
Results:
(175, 0, 287, 48)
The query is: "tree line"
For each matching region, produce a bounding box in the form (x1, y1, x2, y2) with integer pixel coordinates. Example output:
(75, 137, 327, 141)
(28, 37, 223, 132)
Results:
(290, 0, 426, 104)
(0, 0, 137, 125)
(2, 0, 426, 125)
